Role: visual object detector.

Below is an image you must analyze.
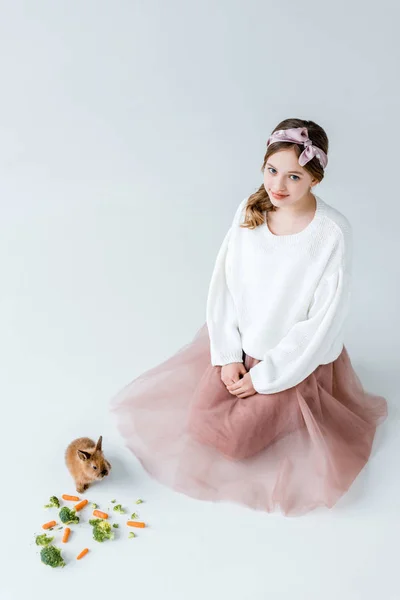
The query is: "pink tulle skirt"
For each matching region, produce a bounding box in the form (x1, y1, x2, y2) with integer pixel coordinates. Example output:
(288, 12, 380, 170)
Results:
(109, 323, 387, 516)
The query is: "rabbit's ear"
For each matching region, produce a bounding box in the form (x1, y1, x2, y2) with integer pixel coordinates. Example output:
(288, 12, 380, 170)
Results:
(95, 435, 103, 452)
(77, 450, 91, 461)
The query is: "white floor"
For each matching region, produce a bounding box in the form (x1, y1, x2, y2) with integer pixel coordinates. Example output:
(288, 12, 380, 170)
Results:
(3, 383, 400, 600)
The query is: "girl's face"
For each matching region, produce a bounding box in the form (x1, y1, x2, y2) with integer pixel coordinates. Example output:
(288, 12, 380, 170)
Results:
(263, 148, 318, 208)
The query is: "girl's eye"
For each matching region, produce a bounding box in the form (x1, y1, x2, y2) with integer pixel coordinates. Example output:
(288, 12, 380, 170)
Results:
(92, 465, 97, 470)
(267, 167, 300, 181)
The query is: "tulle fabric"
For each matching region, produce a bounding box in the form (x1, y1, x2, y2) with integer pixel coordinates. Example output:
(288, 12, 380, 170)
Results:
(109, 323, 387, 516)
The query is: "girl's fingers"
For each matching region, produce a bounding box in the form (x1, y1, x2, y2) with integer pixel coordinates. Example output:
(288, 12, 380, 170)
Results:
(228, 380, 240, 390)
(231, 388, 244, 396)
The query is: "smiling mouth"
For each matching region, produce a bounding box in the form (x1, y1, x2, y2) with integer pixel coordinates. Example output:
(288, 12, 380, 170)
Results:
(271, 191, 288, 198)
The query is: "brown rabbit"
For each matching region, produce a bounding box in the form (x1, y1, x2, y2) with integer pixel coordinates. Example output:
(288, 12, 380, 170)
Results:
(65, 435, 111, 493)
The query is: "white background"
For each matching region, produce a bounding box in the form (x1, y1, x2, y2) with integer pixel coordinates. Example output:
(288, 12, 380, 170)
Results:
(1, 1, 399, 599)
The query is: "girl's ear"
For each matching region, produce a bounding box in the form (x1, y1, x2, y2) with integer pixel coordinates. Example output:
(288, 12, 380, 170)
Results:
(77, 450, 91, 461)
(95, 435, 103, 452)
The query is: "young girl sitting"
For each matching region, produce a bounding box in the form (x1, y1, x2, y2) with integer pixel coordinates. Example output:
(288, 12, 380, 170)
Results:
(110, 117, 387, 516)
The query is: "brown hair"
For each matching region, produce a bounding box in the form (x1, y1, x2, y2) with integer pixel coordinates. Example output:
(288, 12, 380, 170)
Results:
(241, 118, 329, 229)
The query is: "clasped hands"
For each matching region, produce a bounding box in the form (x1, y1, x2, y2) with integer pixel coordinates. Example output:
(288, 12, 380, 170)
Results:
(221, 362, 257, 399)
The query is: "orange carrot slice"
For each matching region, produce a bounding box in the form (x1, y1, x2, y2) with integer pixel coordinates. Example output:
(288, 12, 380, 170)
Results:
(62, 527, 71, 543)
(93, 510, 108, 519)
(42, 520, 57, 530)
(126, 521, 146, 528)
(76, 548, 89, 560)
(74, 499, 88, 512)
(62, 494, 80, 501)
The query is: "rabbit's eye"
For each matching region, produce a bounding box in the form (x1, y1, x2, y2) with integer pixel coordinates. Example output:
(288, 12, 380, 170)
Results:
(92, 465, 97, 470)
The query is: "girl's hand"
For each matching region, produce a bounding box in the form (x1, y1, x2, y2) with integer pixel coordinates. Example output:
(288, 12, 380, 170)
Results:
(221, 362, 247, 388)
(226, 372, 257, 399)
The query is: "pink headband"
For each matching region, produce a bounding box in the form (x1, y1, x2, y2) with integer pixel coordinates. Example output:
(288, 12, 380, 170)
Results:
(266, 127, 328, 169)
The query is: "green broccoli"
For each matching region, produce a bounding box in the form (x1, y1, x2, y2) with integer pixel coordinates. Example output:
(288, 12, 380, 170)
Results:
(89, 518, 114, 543)
(91, 503, 98, 509)
(130, 512, 138, 520)
(110, 499, 116, 503)
(35, 533, 54, 546)
(112, 523, 119, 529)
(40, 545, 65, 568)
(135, 499, 144, 504)
(59, 506, 80, 525)
(113, 504, 125, 514)
(128, 532, 136, 539)
(44, 496, 60, 509)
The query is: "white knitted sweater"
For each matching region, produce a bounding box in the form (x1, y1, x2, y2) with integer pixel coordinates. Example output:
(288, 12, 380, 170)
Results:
(206, 194, 353, 394)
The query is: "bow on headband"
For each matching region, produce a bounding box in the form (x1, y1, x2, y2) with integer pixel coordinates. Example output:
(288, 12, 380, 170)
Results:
(266, 127, 328, 169)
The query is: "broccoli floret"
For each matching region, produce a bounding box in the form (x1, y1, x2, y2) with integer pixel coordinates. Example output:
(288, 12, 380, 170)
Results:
(35, 533, 54, 546)
(130, 512, 138, 520)
(113, 504, 125, 514)
(110, 499, 116, 503)
(112, 523, 119, 529)
(89, 518, 114, 543)
(91, 503, 98, 509)
(44, 496, 60, 509)
(40, 545, 65, 568)
(128, 532, 136, 538)
(59, 506, 79, 525)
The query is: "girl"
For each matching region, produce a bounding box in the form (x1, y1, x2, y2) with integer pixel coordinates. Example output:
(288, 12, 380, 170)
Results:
(110, 117, 387, 516)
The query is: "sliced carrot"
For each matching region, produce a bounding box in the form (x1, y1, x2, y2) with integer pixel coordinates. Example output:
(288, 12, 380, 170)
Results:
(126, 520, 146, 528)
(62, 494, 80, 501)
(93, 509, 108, 519)
(62, 527, 71, 543)
(74, 499, 88, 512)
(76, 548, 89, 560)
(42, 520, 57, 530)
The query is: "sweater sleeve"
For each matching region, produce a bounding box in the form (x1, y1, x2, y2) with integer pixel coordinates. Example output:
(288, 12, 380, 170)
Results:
(206, 200, 247, 366)
(249, 233, 352, 394)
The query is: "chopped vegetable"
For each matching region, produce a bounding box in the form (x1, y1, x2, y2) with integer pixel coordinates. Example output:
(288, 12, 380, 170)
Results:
(128, 532, 136, 538)
(113, 504, 125, 514)
(127, 521, 146, 528)
(57, 527, 63, 530)
(112, 523, 119, 529)
(35, 533, 54, 546)
(91, 503, 98, 509)
(111, 499, 116, 503)
(42, 520, 57, 530)
(59, 507, 80, 525)
(74, 499, 88, 512)
(76, 548, 89, 560)
(89, 518, 114, 543)
(62, 494, 80, 501)
(44, 496, 60, 509)
(135, 499, 144, 504)
(40, 545, 65, 568)
(62, 527, 71, 543)
(93, 509, 108, 519)
(130, 512, 138, 520)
